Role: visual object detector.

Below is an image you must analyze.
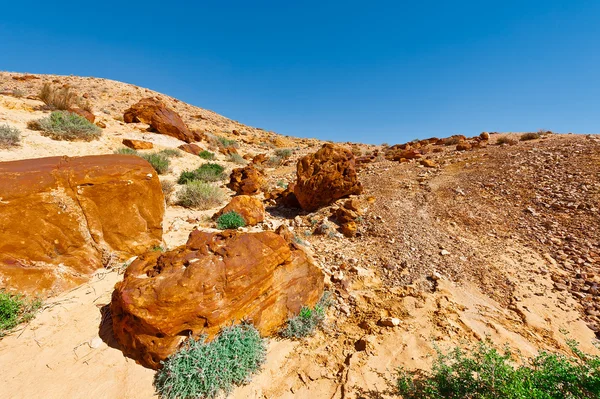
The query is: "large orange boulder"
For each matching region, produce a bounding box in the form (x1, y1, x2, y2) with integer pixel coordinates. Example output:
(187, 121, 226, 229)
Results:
(69, 107, 95, 123)
(294, 144, 363, 211)
(123, 97, 199, 143)
(0, 155, 165, 296)
(111, 229, 324, 369)
(227, 164, 265, 195)
(213, 195, 265, 225)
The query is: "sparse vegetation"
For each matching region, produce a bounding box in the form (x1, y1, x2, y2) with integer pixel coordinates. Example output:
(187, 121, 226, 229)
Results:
(280, 292, 332, 339)
(396, 338, 600, 399)
(497, 136, 518, 145)
(140, 153, 170, 175)
(442, 136, 463, 146)
(216, 212, 246, 230)
(177, 163, 226, 184)
(216, 135, 238, 148)
(114, 147, 139, 155)
(28, 111, 101, 141)
(11, 88, 25, 98)
(227, 153, 247, 164)
(154, 323, 266, 399)
(198, 150, 215, 160)
(176, 181, 226, 209)
(266, 156, 282, 167)
(274, 148, 293, 159)
(520, 132, 541, 141)
(158, 148, 183, 158)
(0, 124, 22, 149)
(39, 83, 78, 110)
(161, 180, 176, 202)
(0, 290, 42, 337)
(276, 180, 288, 189)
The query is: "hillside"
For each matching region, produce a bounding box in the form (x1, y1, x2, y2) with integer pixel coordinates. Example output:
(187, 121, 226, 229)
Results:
(0, 72, 598, 398)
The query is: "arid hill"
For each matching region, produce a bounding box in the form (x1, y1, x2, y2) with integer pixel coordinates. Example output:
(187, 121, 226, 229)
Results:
(0, 72, 598, 398)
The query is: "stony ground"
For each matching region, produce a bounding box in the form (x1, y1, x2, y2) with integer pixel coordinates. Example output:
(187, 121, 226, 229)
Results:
(0, 72, 598, 398)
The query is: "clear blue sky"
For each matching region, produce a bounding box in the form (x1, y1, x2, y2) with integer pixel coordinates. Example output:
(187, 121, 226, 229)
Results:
(1, 1, 599, 144)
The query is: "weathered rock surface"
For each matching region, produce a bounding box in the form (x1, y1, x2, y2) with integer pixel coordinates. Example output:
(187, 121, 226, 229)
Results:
(123, 97, 199, 143)
(69, 107, 95, 123)
(177, 143, 203, 155)
(227, 164, 265, 195)
(295, 144, 363, 211)
(213, 195, 265, 226)
(111, 229, 324, 369)
(122, 139, 153, 150)
(0, 155, 164, 295)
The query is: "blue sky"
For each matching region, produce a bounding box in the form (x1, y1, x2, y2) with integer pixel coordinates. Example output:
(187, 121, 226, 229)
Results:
(1, 1, 599, 144)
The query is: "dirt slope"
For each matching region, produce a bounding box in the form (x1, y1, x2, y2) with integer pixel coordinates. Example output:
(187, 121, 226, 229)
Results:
(0, 72, 598, 398)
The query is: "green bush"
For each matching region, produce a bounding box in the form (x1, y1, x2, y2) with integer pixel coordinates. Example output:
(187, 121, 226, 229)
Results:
(396, 338, 600, 399)
(141, 153, 170, 174)
(280, 292, 332, 339)
(29, 111, 101, 141)
(216, 135, 238, 148)
(177, 163, 226, 184)
(521, 132, 541, 141)
(176, 181, 225, 209)
(114, 147, 139, 155)
(154, 323, 266, 399)
(158, 148, 183, 158)
(0, 291, 42, 337)
(227, 153, 247, 165)
(216, 211, 246, 230)
(266, 156, 282, 167)
(198, 150, 216, 160)
(275, 148, 293, 159)
(0, 124, 21, 149)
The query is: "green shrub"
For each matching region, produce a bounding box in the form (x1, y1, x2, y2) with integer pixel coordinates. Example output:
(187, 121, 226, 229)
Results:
(154, 323, 266, 399)
(161, 180, 176, 202)
(158, 148, 183, 158)
(140, 153, 170, 174)
(114, 147, 139, 155)
(396, 338, 600, 399)
(280, 292, 332, 339)
(520, 132, 541, 141)
(227, 153, 247, 165)
(0, 291, 42, 337)
(176, 181, 225, 209)
(0, 124, 21, 149)
(266, 156, 282, 167)
(29, 111, 101, 141)
(177, 163, 226, 184)
(276, 180, 288, 189)
(198, 150, 215, 160)
(217, 212, 246, 230)
(275, 148, 293, 159)
(497, 136, 518, 145)
(216, 135, 238, 148)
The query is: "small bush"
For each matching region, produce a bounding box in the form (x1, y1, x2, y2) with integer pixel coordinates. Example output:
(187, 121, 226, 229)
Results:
(397, 338, 600, 399)
(158, 148, 183, 158)
(227, 153, 247, 165)
(276, 180, 288, 189)
(442, 136, 463, 146)
(280, 292, 332, 339)
(497, 136, 518, 145)
(275, 148, 293, 159)
(0, 124, 21, 149)
(114, 147, 139, 155)
(30, 111, 101, 141)
(154, 323, 266, 399)
(140, 153, 170, 175)
(217, 212, 246, 230)
(520, 132, 541, 141)
(216, 135, 238, 148)
(198, 150, 215, 160)
(266, 156, 282, 167)
(161, 180, 176, 202)
(176, 181, 226, 209)
(0, 291, 42, 337)
(11, 88, 25, 98)
(177, 163, 226, 184)
(39, 83, 78, 110)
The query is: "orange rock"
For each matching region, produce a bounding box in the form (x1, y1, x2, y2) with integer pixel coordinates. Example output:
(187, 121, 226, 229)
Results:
(122, 139, 153, 150)
(480, 131, 490, 140)
(340, 221, 357, 237)
(69, 107, 95, 123)
(95, 121, 107, 129)
(0, 155, 164, 296)
(252, 153, 268, 165)
(456, 142, 472, 151)
(420, 159, 437, 168)
(110, 229, 324, 369)
(178, 143, 203, 155)
(213, 195, 265, 226)
(123, 97, 196, 143)
(227, 165, 266, 195)
(294, 144, 363, 211)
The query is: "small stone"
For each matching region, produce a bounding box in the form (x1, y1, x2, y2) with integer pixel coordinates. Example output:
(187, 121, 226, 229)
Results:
(89, 337, 103, 349)
(440, 249, 450, 256)
(379, 317, 401, 327)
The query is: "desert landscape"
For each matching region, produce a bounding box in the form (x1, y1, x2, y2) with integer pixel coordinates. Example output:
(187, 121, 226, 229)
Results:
(0, 71, 599, 398)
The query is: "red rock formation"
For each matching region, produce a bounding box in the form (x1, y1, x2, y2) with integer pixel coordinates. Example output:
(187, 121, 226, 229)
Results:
(178, 143, 203, 155)
(227, 164, 265, 195)
(69, 107, 95, 123)
(111, 229, 324, 369)
(213, 195, 265, 226)
(122, 139, 153, 150)
(0, 155, 165, 296)
(294, 144, 363, 211)
(123, 97, 196, 143)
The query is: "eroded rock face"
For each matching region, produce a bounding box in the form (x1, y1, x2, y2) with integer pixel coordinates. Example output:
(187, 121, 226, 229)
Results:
(213, 195, 265, 226)
(111, 229, 324, 369)
(70, 107, 95, 123)
(294, 144, 363, 211)
(122, 139, 153, 150)
(0, 155, 164, 295)
(123, 97, 196, 143)
(227, 164, 265, 195)
(178, 143, 203, 155)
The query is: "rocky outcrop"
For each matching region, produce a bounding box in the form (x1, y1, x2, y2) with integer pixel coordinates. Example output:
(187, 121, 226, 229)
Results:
(123, 97, 201, 143)
(227, 164, 265, 195)
(294, 144, 363, 211)
(213, 195, 265, 226)
(333, 199, 363, 237)
(0, 155, 164, 295)
(178, 143, 203, 155)
(122, 139, 153, 150)
(69, 107, 95, 123)
(111, 229, 324, 369)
